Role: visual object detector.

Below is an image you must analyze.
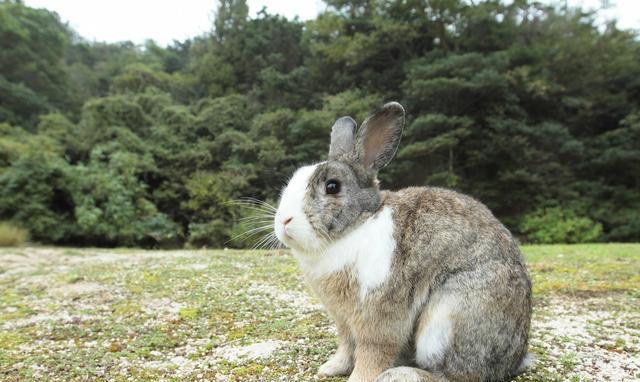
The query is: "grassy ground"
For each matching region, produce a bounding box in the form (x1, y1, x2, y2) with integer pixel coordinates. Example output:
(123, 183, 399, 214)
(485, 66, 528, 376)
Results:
(0, 244, 638, 382)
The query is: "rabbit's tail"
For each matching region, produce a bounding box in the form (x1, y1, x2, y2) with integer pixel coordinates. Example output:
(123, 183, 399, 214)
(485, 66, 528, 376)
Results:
(374, 367, 447, 382)
(517, 352, 536, 374)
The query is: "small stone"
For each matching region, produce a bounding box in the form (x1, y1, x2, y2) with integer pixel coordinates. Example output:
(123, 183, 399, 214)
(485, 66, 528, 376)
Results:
(108, 342, 122, 352)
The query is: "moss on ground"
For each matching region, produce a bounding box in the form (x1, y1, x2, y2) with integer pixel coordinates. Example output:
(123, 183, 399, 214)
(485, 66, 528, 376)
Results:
(0, 244, 638, 381)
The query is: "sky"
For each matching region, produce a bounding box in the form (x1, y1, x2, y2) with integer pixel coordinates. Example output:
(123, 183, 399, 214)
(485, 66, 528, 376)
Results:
(24, 0, 640, 47)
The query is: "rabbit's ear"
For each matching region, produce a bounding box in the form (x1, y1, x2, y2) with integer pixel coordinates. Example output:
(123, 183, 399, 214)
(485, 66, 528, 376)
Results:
(355, 102, 405, 171)
(329, 116, 357, 160)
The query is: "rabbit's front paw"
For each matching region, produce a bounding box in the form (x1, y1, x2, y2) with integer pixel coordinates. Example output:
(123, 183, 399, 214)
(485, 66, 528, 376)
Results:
(317, 353, 353, 377)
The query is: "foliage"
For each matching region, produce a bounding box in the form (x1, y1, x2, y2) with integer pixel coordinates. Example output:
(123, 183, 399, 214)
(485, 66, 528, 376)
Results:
(72, 159, 180, 247)
(0, 0, 639, 246)
(520, 207, 603, 244)
(0, 221, 28, 246)
(0, 152, 76, 242)
(0, 1, 70, 125)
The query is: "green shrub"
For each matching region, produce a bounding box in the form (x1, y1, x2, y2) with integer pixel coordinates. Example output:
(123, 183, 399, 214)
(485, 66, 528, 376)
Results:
(0, 153, 77, 243)
(72, 162, 181, 247)
(520, 207, 603, 244)
(187, 221, 228, 248)
(0, 222, 28, 247)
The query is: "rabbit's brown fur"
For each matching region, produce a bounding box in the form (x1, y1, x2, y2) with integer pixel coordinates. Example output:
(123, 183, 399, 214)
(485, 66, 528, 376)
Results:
(274, 103, 532, 382)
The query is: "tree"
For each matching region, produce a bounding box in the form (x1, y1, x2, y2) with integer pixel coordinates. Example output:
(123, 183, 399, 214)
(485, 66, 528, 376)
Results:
(1, 0, 639, 245)
(0, 1, 72, 124)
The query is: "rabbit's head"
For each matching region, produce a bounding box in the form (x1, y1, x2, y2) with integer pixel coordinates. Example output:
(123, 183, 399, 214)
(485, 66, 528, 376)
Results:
(274, 102, 405, 253)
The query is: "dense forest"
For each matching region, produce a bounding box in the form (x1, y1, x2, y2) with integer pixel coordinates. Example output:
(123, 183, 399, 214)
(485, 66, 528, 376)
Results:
(1, 0, 638, 247)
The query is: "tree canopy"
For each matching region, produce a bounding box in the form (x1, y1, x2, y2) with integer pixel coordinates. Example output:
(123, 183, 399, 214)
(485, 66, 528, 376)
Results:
(1, 0, 639, 246)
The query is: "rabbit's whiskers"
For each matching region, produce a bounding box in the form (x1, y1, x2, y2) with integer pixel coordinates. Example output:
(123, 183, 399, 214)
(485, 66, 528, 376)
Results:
(229, 198, 281, 251)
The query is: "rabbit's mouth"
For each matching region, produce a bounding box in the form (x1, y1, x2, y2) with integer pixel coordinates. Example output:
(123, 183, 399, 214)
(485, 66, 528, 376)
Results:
(275, 223, 293, 244)
(274, 215, 310, 251)
(275, 222, 294, 242)
(274, 219, 301, 250)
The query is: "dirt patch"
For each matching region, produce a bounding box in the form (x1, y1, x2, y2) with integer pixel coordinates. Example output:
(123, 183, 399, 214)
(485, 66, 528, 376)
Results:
(177, 263, 209, 271)
(3, 310, 95, 330)
(528, 296, 640, 381)
(142, 297, 185, 319)
(217, 340, 285, 363)
(48, 281, 108, 298)
(246, 283, 323, 313)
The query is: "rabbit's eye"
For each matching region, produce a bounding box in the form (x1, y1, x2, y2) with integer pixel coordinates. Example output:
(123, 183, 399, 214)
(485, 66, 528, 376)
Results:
(325, 179, 341, 195)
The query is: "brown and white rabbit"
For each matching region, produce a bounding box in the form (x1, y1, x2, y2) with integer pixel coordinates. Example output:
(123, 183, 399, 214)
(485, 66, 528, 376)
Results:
(273, 102, 533, 382)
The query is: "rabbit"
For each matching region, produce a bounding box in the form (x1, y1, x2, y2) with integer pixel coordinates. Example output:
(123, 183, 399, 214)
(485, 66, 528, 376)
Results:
(273, 102, 532, 382)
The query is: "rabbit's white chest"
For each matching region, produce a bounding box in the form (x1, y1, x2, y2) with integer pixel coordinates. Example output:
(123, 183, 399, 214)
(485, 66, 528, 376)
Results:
(296, 206, 396, 300)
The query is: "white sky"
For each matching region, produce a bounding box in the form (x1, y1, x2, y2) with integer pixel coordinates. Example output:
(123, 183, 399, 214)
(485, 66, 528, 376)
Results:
(24, 0, 639, 46)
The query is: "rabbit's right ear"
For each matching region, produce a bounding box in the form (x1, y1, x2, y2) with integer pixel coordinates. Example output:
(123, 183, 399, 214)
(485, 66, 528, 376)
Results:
(329, 116, 357, 160)
(354, 102, 405, 172)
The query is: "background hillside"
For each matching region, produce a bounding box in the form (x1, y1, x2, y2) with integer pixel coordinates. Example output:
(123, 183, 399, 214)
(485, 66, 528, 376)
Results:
(1, 0, 639, 247)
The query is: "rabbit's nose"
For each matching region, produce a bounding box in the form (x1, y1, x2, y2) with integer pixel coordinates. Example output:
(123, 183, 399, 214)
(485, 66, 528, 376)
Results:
(282, 216, 293, 226)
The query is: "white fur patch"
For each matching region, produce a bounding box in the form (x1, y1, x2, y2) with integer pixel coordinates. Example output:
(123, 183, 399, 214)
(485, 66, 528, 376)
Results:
(297, 206, 396, 300)
(415, 294, 458, 369)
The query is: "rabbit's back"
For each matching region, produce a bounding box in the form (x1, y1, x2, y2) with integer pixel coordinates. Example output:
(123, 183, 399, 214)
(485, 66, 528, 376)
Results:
(384, 186, 527, 271)
(383, 186, 532, 380)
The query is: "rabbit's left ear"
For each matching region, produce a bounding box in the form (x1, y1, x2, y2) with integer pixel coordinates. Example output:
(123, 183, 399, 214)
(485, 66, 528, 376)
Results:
(355, 102, 405, 171)
(329, 116, 357, 160)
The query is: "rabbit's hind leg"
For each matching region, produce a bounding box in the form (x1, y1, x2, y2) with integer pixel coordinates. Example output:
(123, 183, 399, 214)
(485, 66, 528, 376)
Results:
(414, 290, 459, 372)
(415, 267, 531, 381)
